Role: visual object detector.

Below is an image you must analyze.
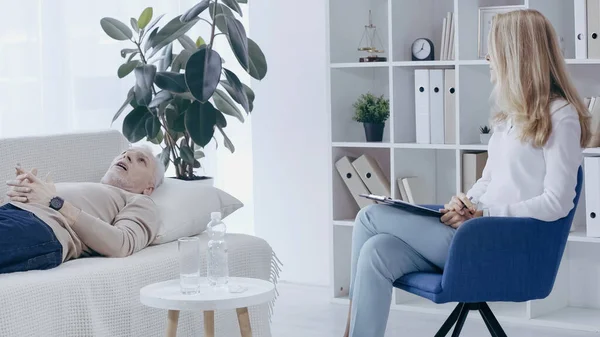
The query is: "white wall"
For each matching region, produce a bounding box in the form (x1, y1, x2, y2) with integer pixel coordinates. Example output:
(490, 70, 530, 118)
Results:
(249, 1, 331, 285)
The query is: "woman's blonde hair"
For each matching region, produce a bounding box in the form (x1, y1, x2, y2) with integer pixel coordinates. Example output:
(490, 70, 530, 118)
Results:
(488, 9, 591, 147)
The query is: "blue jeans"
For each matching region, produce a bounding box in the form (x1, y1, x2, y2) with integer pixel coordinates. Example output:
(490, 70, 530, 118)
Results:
(0, 204, 63, 274)
(349, 204, 456, 337)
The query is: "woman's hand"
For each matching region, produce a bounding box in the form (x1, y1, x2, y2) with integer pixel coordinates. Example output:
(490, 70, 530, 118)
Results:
(444, 193, 476, 216)
(6, 172, 56, 206)
(440, 209, 483, 229)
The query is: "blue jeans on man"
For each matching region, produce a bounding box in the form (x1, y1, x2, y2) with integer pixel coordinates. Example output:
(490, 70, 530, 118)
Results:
(0, 204, 62, 274)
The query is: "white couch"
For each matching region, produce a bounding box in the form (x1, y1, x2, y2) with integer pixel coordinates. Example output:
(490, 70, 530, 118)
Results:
(0, 130, 281, 337)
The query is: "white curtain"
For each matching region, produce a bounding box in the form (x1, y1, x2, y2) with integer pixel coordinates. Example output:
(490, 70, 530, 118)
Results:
(0, 0, 254, 234)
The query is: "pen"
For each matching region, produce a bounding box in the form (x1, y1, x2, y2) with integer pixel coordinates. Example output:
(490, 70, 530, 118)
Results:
(459, 196, 474, 212)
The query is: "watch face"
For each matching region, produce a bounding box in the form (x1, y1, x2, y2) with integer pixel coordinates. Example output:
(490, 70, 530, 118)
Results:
(412, 39, 432, 60)
(50, 197, 64, 210)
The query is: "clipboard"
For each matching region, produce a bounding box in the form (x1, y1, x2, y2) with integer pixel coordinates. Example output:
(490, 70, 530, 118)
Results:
(359, 194, 442, 217)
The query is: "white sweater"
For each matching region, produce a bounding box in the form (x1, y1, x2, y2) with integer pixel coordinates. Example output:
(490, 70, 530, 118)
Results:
(467, 100, 583, 222)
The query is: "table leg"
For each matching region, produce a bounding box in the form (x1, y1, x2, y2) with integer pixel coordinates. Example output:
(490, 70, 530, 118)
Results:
(236, 307, 252, 337)
(204, 311, 215, 337)
(166, 310, 180, 337)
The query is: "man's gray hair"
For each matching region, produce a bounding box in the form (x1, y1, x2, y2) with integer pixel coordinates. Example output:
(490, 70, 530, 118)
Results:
(131, 144, 165, 188)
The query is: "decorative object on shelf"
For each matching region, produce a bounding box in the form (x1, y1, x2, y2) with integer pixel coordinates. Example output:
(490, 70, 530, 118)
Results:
(586, 96, 600, 147)
(478, 5, 526, 59)
(352, 93, 390, 142)
(440, 12, 455, 60)
(411, 38, 434, 61)
(100, 2, 268, 181)
(357, 10, 386, 62)
(479, 125, 492, 144)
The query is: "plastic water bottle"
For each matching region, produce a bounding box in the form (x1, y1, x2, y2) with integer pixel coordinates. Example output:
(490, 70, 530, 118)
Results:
(207, 212, 229, 288)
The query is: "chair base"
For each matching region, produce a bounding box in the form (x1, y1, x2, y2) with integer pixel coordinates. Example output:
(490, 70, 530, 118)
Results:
(434, 303, 508, 337)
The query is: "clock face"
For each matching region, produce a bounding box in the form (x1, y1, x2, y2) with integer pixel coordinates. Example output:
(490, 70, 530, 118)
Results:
(412, 39, 432, 60)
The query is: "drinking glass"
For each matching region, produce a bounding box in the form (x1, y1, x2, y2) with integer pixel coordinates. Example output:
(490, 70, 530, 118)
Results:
(178, 237, 200, 294)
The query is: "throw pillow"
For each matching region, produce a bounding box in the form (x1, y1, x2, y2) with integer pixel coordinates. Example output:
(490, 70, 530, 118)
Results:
(149, 178, 243, 245)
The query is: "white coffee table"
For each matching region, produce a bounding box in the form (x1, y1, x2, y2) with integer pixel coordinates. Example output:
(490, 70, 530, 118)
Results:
(140, 277, 275, 337)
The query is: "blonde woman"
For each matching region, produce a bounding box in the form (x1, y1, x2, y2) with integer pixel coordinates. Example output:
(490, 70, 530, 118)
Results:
(343, 9, 590, 337)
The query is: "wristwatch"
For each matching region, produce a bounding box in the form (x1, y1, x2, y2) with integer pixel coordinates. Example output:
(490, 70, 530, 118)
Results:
(49, 196, 65, 211)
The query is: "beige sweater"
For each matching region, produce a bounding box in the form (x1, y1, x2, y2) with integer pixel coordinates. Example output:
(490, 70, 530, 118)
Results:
(9, 182, 161, 262)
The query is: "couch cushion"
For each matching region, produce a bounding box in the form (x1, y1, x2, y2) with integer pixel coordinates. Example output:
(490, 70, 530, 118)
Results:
(394, 272, 443, 294)
(150, 178, 243, 244)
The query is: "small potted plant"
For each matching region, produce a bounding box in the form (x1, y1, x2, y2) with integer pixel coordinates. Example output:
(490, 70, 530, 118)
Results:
(352, 93, 390, 142)
(479, 125, 492, 144)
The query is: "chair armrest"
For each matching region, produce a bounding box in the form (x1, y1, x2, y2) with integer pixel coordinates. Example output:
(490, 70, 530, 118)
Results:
(440, 216, 569, 303)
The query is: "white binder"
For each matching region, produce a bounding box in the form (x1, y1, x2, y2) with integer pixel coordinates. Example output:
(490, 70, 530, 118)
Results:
(351, 154, 391, 196)
(429, 70, 445, 144)
(576, 0, 588, 59)
(440, 17, 447, 60)
(587, 0, 600, 59)
(444, 69, 456, 144)
(397, 179, 408, 201)
(335, 156, 375, 209)
(415, 69, 431, 144)
(448, 12, 455, 60)
(585, 157, 600, 237)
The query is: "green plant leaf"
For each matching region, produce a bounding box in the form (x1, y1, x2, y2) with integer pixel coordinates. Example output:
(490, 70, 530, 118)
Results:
(149, 15, 199, 58)
(149, 128, 164, 144)
(222, 69, 249, 113)
(196, 36, 206, 47)
(185, 101, 217, 147)
(159, 146, 171, 169)
(215, 110, 227, 128)
(171, 49, 193, 73)
(143, 13, 165, 40)
(218, 125, 235, 153)
(122, 106, 151, 142)
(213, 88, 244, 122)
(178, 35, 197, 51)
(145, 116, 161, 139)
(130, 18, 140, 33)
(121, 48, 138, 58)
(185, 47, 222, 102)
(237, 0, 247, 3)
(155, 72, 188, 93)
(100, 17, 133, 41)
(118, 60, 141, 78)
(209, 3, 233, 34)
(112, 87, 135, 125)
(134, 64, 156, 106)
(194, 149, 205, 159)
(181, 0, 210, 22)
(159, 43, 173, 72)
(149, 90, 173, 109)
(180, 145, 195, 164)
(127, 51, 139, 62)
(144, 27, 159, 52)
(248, 38, 267, 80)
(225, 16, 249, 70)
(138, 7, 153, 29)
(242, 83, 254, 112)
(221, 0, 243, 16)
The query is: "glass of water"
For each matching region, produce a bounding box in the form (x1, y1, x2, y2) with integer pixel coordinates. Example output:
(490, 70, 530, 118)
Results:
(178, 237, 200, 294)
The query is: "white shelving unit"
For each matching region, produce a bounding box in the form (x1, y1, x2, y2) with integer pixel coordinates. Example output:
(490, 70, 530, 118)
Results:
(326, 0, 600, 333)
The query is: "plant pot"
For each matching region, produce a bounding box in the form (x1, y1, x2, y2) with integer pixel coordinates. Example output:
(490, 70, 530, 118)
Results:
(363, 123, 385, 142)
(168, 175, 214, 186)
(480, 133, 491, 145)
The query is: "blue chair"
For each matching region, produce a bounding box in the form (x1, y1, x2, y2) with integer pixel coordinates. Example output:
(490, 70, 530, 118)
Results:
(394, 167, 583, 337)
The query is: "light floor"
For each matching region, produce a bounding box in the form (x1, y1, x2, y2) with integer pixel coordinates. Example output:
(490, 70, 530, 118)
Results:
(271, 283, 599, 337)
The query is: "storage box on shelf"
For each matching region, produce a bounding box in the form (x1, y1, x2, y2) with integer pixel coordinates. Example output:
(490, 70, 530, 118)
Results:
(327, 0, 600, 332)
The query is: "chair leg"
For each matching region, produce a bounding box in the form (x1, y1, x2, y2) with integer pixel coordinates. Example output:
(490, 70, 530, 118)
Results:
(450, 303, 470, 337)
(434, 303, 464, 337)
(478, 303, 507, 337)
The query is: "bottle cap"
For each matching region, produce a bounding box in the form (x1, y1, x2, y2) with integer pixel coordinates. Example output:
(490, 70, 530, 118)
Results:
(211, 212, 222, 220)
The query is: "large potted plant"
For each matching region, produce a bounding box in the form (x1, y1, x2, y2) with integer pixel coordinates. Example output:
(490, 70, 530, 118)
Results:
(352, 93, 390, 142)
(100, 0, 267, 180)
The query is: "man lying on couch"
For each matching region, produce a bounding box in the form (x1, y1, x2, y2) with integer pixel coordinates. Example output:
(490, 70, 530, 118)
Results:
(0, 146, 164, 274)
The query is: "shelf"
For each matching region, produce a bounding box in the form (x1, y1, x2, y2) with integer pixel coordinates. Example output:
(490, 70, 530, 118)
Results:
(531, 306, 600, 332)
(332, 142, 392, 148)
(333, 220, 354, 227)
(391, 60, 455, 67)
(330, 62, 390, 69)
(583, 147, 600, 155)
(565, 59, 600, 65)
(568, 230, 600, 243)
(331, 296, 350, 305)
(458, 60, 488, 66)
(459, 144, 488, 151)
(393, 143, 456, 150)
